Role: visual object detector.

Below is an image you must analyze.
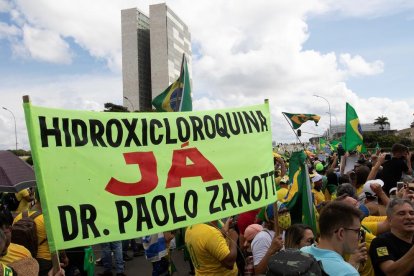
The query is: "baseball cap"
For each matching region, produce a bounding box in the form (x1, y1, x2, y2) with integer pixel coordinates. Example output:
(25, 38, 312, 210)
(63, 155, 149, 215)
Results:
(280, 175, 289, 184)
(389, 187, 397, 195)
(315, 163, 324, 172)
(244, 224, 263, 244)
(363, 179, 384, 197)
(312, 174, 323, 183)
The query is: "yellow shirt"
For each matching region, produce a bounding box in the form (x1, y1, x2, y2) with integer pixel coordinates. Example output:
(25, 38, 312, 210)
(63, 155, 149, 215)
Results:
(13, 211, 51, 260)
(0, 243, 32, 265)
(277, 187, 288, 202)
(185, 224, 237, 276)
(311, 189, 325, 206)
(15, 189, 31, 213)
(362, 216, 386, 236)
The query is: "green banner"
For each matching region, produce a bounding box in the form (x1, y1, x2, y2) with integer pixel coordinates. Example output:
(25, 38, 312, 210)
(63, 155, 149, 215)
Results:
(24, 102, 274, 251)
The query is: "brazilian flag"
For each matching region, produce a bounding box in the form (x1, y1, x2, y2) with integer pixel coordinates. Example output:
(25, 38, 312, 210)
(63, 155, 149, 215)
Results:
(282, 112, 321, 129)
(344, 103, 363, 151)
(152, 54, 192, 112)
(284, 150, 317, 233)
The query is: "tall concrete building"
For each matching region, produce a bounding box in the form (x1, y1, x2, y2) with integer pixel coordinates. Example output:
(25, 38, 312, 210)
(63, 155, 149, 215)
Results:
(121, 3, 191, 111)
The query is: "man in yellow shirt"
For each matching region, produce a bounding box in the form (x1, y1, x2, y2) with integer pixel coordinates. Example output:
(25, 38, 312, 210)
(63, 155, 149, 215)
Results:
(185, 219, 238, 275)
(15, 188, 34, 213)
(13, 192, 52, 276)
(311, 174, 326, 207)
(0, 207, 32, 265)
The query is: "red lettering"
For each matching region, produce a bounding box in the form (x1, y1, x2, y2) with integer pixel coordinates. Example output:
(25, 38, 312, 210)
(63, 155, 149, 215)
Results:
(166, 147, 223, 188)
(105, 152, 158, 196)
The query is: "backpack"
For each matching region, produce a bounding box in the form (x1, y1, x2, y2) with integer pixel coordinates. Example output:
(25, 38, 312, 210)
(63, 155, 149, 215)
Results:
(266, 249, 328, 276)
(0, 193, 20, 211)
(11, 211, 45, 257)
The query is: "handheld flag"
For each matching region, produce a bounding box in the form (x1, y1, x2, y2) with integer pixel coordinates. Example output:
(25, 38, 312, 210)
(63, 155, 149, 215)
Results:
(284, 150, 317, 233)
(344, 103, 363, 151)
(282, 113, 321, 129)
(152, 54, 192, 112)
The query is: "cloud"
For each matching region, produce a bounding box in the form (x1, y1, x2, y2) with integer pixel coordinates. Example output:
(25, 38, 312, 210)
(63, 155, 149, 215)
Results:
(340, 53, 384, 77)
(0, 22, 20, 39)
(14, 25, 73, 63)
(1, 0, 413, 148)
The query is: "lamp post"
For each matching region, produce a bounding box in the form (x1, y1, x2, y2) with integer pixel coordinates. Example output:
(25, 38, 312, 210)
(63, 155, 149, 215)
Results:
(123, 96, 135, 111)
(313, 95, 332, 139)
(2, 107, 17, 150)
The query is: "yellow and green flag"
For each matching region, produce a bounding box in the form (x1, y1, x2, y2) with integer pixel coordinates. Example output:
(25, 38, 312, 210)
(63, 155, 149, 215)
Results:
(282, 112, 321, 129)
(152, 54, 192, 112)
(284, 150, 317, 233)
(344, 103, 363, 151)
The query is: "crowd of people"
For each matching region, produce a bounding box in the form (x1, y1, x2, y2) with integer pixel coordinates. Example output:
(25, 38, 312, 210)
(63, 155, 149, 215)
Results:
(182, 142, 414, 275)
(1, 141, 414, 275)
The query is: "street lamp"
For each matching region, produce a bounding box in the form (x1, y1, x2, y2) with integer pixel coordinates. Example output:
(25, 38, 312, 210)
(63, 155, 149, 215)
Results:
(2, 107, 17, 150)
(123, 96, 135, 111)
(313, 94, 332, 139)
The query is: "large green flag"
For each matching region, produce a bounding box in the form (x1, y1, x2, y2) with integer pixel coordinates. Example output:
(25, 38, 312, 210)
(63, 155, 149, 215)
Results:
(152, 54, 192, 112)
(282, 112, 321, 129)
(284, 151, 317, 233)
(344, 103, 363, 151)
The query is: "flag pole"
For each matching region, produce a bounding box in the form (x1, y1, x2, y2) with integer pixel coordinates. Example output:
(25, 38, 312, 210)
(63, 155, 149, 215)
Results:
(282, 113, 304, 147)
(177, 53, 186, 112)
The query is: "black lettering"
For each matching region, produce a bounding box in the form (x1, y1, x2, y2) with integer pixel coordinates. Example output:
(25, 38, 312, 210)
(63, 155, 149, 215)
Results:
(151, 195, 169, 226)
(215, 114, 230, 139)
(115, 200, 133, 234)
(80, 204, 101, 239)
(122, 119, 141, 147)
(203, 115, 216, 139)
(89, 119, 107, 147)
(141, 118, 148, 146)
(163, 118, 177, 144)
(256, 110, 268, 131)
(251, 176, 262, 201)
(226, 112, 241, 135)
(170, 193, 186, 223)
(72, 119, 88, 146)
(184, 190, 198, 218)
(39, 116, 62, 147)
(221, 182, 237, 210)
(206, 185, 221, 214)
(243, 111, 260, 133)
(176, 117, 191, 142)
(237, 179, 251, 206)
(106, 119, 123, 147)
(58, 205, 78, 241)
(62, 118, 72, 146)
(189, 116, 205, 141)
(136, 197, 153, 231)
(149, 119, 164, 145)
(261, 173, 269, 199)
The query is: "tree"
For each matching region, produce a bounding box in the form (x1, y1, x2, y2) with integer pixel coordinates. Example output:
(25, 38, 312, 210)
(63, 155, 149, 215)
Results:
(373, 116, 390, 131)
(103, 103, 128, 112)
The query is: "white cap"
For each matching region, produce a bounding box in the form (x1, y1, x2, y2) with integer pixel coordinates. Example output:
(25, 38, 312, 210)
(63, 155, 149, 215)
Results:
(312, 174, 323, 183)
(363, 179, 384, 196)
(389, 187, 397, 194)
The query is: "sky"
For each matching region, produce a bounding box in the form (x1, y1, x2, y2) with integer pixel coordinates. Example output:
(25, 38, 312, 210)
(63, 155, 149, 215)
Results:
(1, 0, 414, 150)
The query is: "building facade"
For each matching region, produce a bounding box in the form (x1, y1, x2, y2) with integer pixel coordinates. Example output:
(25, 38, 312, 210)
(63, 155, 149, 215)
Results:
(121, 4, 191, 111)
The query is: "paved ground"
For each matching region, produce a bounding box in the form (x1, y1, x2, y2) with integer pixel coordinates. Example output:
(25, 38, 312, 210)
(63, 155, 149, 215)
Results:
(94, 246, 193, 276)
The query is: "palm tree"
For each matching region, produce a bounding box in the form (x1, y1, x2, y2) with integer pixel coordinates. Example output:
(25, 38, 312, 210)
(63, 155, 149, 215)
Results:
(374, 116, 390, 131)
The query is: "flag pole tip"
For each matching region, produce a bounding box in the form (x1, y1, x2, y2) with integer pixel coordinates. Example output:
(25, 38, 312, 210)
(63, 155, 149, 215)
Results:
(22, 95, 30, 103)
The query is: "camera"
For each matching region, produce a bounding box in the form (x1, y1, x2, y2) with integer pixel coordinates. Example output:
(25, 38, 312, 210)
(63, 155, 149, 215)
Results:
(385, 154, 391, 161)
